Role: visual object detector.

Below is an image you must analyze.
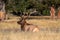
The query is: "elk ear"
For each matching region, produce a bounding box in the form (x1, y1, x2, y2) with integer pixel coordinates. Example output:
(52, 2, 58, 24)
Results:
(17, 19, 22, 24)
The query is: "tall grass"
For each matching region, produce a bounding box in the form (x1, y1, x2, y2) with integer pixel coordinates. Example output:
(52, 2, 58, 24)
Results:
(0, 19, 60, 40)
(0, 31, 60, 40)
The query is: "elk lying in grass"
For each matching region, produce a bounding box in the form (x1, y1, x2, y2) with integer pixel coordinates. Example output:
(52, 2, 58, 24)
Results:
(17, 16, 40, 32)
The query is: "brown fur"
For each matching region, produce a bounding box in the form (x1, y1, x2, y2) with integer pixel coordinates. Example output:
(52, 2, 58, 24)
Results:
(17, 16, 39, 32)
(50, 6, 55, 19)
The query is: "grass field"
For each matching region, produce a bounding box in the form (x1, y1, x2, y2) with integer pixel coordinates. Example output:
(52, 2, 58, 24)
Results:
(0, 16, 60, 40)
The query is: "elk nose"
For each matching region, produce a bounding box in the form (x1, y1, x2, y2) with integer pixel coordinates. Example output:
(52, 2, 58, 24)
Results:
(17, 21, 20, 24)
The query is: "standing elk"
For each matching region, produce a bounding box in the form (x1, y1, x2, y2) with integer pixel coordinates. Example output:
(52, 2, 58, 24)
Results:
(17, 15, 40, 32)
(50, 5, 55, 19)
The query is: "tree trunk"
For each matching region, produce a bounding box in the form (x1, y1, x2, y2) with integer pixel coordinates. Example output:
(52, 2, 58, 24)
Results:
(57, 9, 60, 19)
(0, 1, 6, 21)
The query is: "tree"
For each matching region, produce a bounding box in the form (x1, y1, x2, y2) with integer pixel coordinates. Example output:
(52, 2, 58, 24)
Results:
(0, 0, 6, 21)
(4, 0, 60, 16)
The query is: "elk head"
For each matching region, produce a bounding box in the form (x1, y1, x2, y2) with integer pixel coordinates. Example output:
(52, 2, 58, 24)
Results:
(17, 15, 28, 31)
(17, 15, 28, 24)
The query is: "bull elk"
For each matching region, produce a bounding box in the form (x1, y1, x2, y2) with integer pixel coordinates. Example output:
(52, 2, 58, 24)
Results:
(17, 15, 40, 32)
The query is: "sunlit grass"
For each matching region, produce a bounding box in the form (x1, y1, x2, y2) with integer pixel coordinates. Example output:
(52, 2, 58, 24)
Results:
(0, 32, 60, 40)
(0, 18, 60, 40)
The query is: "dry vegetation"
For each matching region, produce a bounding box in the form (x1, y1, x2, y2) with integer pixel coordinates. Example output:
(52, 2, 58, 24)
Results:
(0, 16, 60, 40)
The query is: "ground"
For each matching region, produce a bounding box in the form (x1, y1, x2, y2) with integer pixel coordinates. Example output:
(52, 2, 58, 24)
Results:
(0, 15, 60, 40)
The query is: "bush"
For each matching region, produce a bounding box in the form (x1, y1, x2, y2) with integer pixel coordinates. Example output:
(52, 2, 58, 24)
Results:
(43, 9, 50, 16)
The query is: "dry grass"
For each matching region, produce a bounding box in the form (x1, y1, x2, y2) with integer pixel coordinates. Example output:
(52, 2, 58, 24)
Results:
(0, 18, 60, 40)
(0, 32, 60, 40)
(27, 19, 60, 27)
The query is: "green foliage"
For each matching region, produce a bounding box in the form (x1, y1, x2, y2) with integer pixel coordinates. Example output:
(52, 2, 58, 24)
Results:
(43, 9, 50, 16)
(4, 0, 60, 16)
